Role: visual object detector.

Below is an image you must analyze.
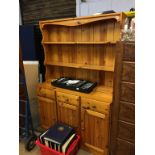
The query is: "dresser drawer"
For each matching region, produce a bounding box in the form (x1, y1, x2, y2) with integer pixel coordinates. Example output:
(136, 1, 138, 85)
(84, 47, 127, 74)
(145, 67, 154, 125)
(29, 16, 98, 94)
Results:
(56, 92, 80, 106)
(81, 98, 110, 114)
(37, 87, 55, 100)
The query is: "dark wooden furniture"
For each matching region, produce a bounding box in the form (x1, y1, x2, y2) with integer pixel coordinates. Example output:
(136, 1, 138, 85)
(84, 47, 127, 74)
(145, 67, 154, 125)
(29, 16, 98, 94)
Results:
(20, 0, 76, 25)
(110, 42, 135, 155)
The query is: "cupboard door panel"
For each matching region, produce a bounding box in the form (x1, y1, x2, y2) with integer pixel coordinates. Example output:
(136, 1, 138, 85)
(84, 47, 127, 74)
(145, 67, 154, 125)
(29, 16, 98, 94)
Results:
(116, 139, 135, 155)
(118, 121, 135, 143)
(123, 43, 135, 61)
(120, 82, 135, 103)
(119, 101, 135, 123)
(81, 108, 109, 154)
(37, 97, 57, 129)
(122, 62, 135, 82)
(57, 101, 80, 132)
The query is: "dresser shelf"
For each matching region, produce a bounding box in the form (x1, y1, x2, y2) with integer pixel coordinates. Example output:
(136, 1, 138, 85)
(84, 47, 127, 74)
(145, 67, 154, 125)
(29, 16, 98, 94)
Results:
(46, 62, 114, 72)
(42, 80, 113, 103)
(42, 41, 116, 45)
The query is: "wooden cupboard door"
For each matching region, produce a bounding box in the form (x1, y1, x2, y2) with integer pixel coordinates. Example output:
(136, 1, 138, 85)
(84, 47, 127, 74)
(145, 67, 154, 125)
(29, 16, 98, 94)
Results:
(81, 108, 109, 155)
(118, 121, 135, 143)
(57, 101, 80, 132)
(37, 96, 57, 129)
(116, 139, 135, 155)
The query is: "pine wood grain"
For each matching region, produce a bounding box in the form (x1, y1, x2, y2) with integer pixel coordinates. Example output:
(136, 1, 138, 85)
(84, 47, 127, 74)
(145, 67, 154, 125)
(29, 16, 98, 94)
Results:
(56, 92, 80, 133)
(45, 62, 114, 72)
(37, 96, 57, 129)
(38, 14, 126, 155)
(42, 41, 116, 44)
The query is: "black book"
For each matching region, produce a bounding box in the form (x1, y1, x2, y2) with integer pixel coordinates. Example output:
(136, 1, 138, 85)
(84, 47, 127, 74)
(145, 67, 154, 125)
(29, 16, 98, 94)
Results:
(61, 133, 77, 153)
(43, 122, 75, 151)
(39, 129, 49, 144)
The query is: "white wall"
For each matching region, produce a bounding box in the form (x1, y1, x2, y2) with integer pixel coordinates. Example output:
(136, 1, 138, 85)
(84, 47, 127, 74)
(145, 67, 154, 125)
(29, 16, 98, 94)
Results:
(76, 0, 135, 17)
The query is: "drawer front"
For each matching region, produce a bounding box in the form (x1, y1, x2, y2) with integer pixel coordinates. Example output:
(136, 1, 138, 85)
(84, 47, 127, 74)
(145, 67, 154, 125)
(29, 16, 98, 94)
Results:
(37, 87, 55, 100)
(118, 121, 135, 143)
(56, 92, 80, 106)
(116, 139, 135, 155)
(122, 62, 135, 82)
(120, 82, 135, 103)
(119, 101, 135, 123)
(81, 98, 110, 114)
(123, 43, 135, 61)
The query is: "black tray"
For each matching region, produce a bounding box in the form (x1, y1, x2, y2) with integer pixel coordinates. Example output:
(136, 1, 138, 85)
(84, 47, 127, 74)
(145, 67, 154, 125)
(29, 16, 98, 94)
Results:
(51, 77, 97, 93)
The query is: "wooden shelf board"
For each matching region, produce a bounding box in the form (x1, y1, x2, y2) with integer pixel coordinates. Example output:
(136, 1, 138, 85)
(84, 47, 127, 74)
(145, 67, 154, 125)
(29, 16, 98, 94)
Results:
(42, 41, 116, 45)
(95, 85, 113, 93)
(40, 12, 122, 25)
(40, 80, 113, 103)
(46, 62, 114, 72)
